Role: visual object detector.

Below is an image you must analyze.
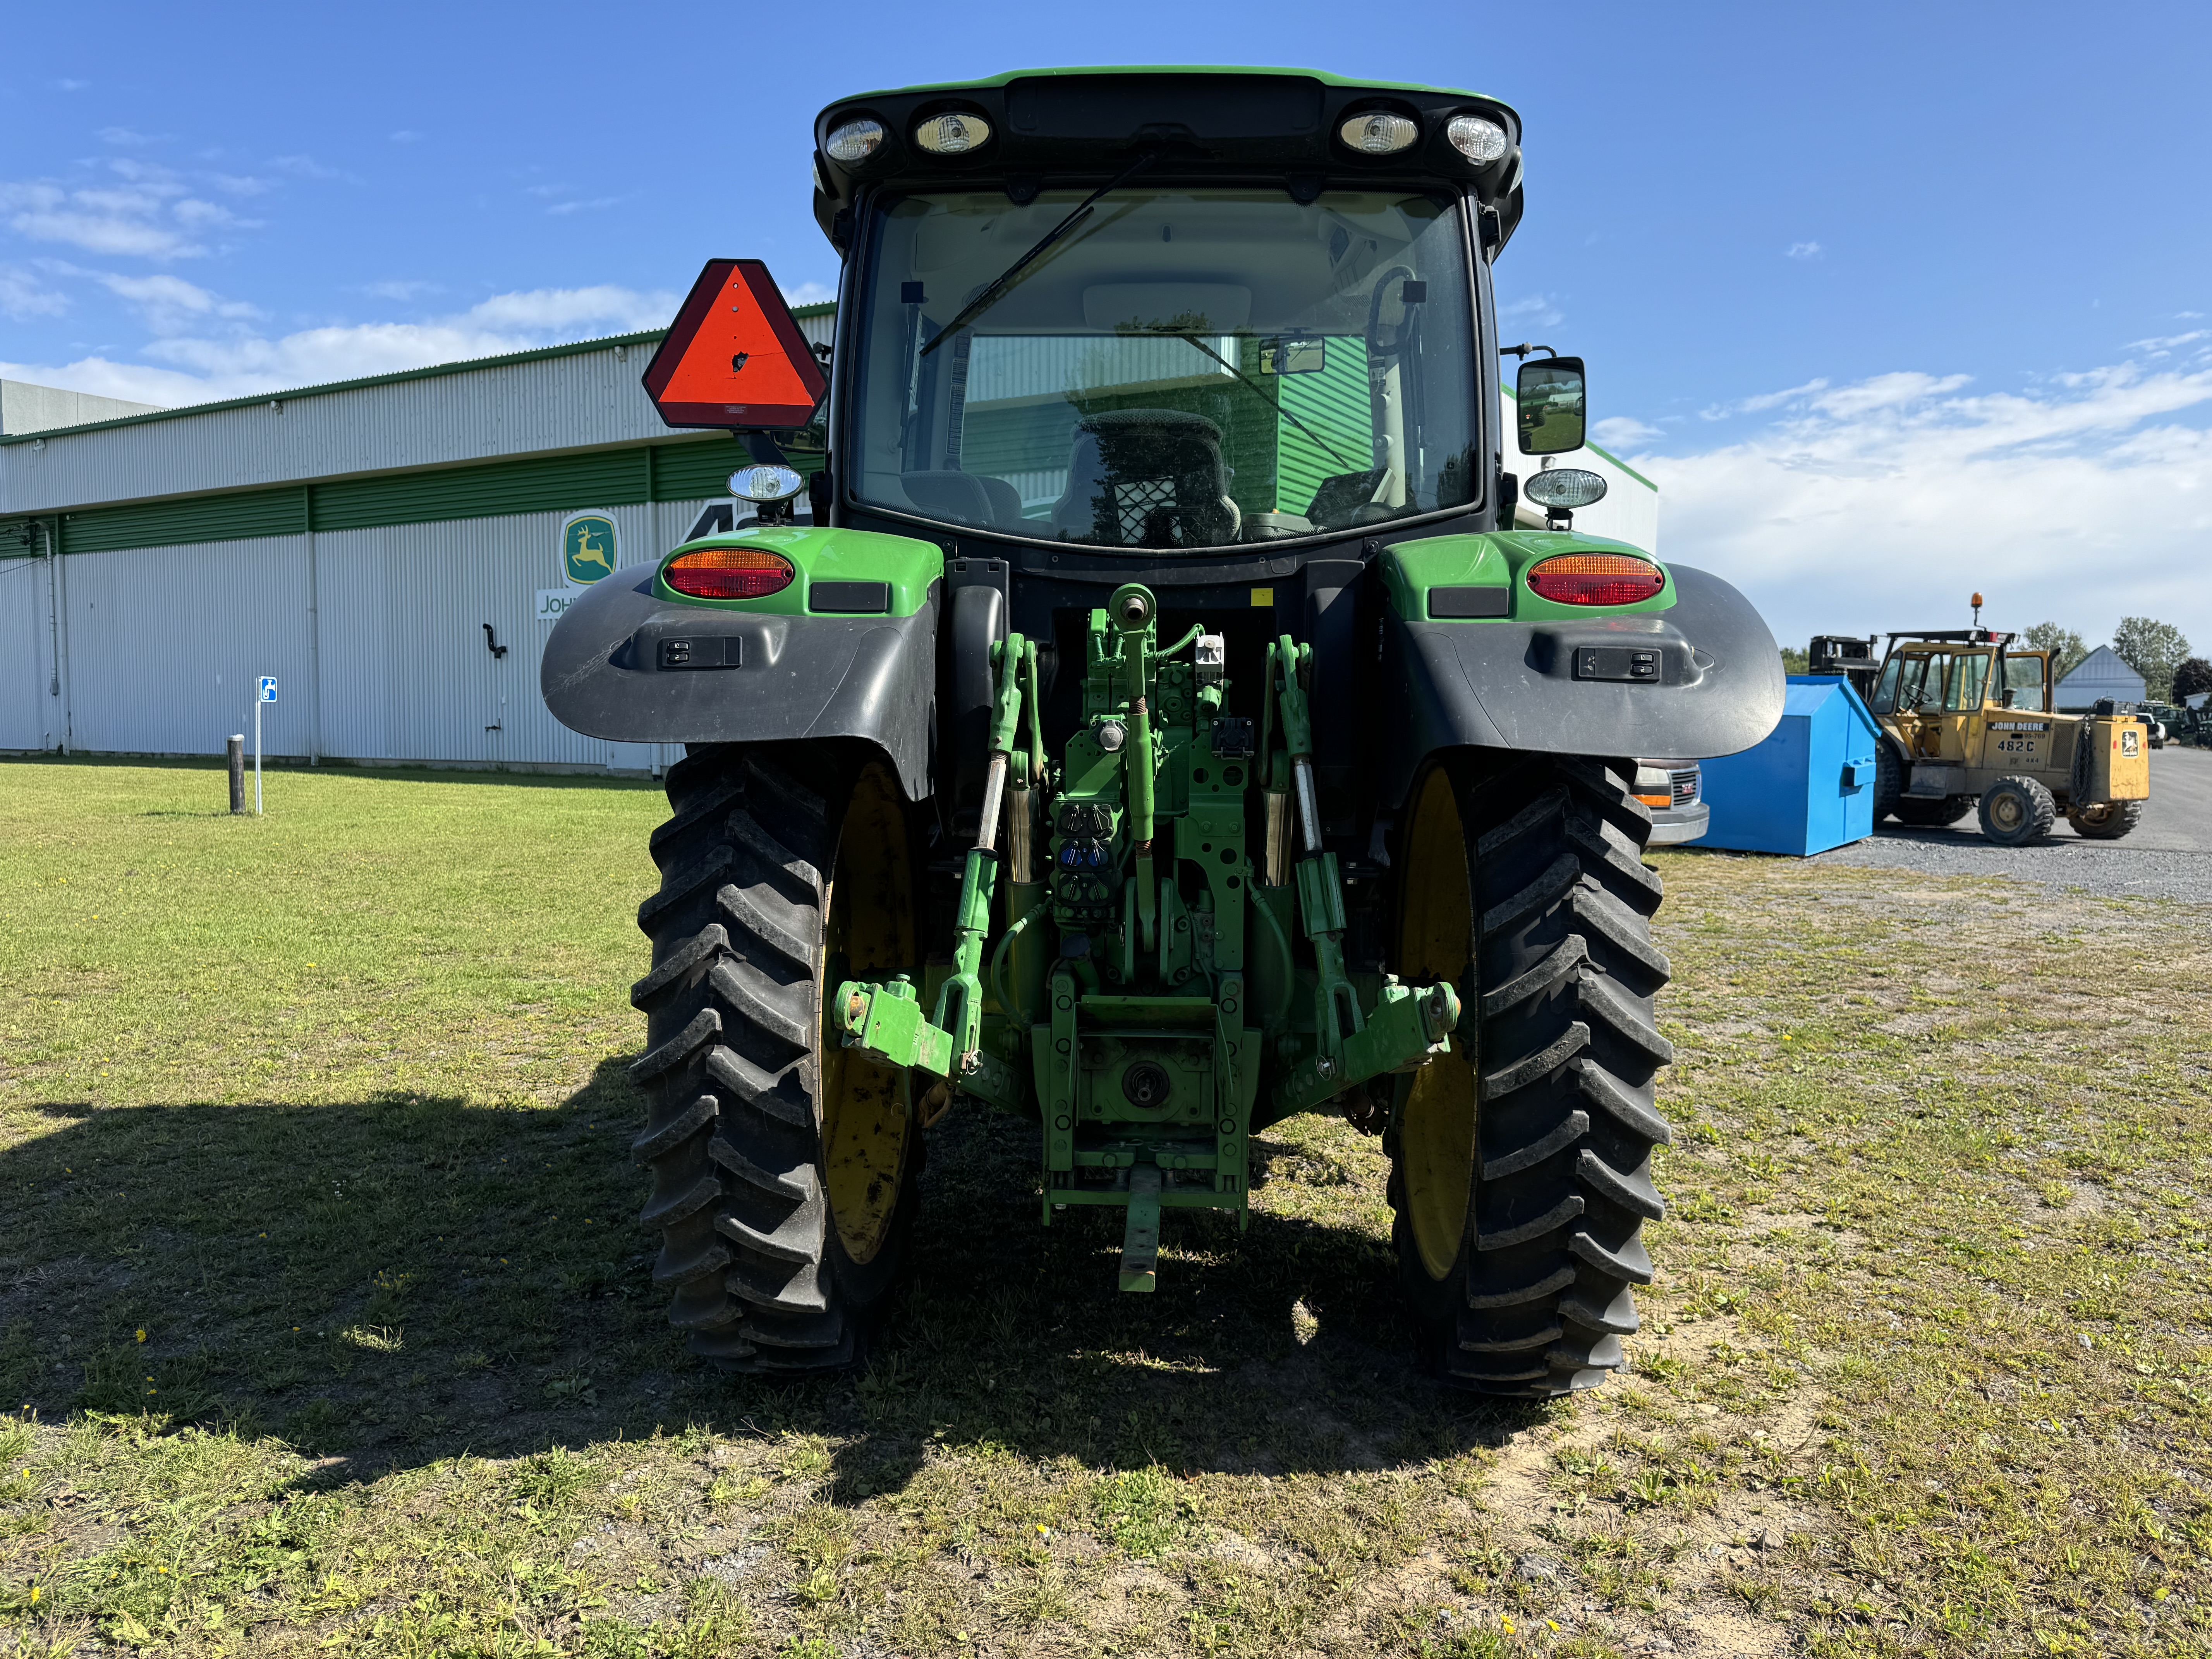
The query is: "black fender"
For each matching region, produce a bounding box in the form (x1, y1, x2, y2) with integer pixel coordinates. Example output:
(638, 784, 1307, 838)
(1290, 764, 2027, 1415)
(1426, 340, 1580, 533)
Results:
(943, 583, 1006, 833)
(539, 563, 939, 801)
(1376, 562, 1784, 806)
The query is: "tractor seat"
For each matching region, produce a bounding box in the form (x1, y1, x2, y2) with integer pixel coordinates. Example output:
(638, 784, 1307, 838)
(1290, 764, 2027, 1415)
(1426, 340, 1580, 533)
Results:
(1051, 409, 1241, 548)
(900, 470, 1025, 532)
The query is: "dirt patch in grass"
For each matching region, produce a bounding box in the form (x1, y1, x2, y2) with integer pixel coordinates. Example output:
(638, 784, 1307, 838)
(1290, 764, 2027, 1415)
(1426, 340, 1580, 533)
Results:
(2, 761, 2209, 1656)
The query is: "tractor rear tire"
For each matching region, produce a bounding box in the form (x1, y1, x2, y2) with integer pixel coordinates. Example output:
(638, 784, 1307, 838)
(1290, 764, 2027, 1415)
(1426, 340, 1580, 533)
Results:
(1978, 776, 2056, 846)
(628, 744, 922, 1374)
(1388, 753, 1673, 1398)
(2067, 799, 2143, 840)
(1872, 743, 1905, 823)
(1893, 794, 1974, 828)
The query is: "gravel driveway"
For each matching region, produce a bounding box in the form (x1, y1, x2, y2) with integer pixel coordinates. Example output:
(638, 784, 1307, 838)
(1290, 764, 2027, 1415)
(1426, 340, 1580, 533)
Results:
(1802, 744, 2212, 902)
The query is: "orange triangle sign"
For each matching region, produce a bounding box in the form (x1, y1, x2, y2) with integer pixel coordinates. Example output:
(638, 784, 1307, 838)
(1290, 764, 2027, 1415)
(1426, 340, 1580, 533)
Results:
(642, 258, 827, 430)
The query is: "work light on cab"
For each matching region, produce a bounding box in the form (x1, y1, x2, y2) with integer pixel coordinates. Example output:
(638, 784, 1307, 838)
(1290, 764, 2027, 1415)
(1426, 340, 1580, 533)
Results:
(824, 117, 885, 163)
(664, 547, 794, 600)
(914, 111, 992, 155)
(729, 464, 804, 503)
(1338, 111, 1419, 154)
(1527, 553, 1666, 606)
(1446, 114, 1508, 163)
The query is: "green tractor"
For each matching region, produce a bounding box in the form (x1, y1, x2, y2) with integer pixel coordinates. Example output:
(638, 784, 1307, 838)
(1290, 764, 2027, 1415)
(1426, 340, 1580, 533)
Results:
(543, 67, 1783, 1396)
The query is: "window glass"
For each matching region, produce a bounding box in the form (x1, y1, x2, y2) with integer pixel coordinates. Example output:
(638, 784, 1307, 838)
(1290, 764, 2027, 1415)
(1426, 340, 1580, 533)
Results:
(1870, 656, 1903, 714)
(846, 189, 1479, 549)
(1946, 653, 1990, 711)
(2000, 653, 2049, 712)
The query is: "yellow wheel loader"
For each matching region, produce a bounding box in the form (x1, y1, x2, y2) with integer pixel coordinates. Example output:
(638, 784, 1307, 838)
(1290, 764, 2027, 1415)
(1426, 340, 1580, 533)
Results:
(1865, 629, 2150, 845)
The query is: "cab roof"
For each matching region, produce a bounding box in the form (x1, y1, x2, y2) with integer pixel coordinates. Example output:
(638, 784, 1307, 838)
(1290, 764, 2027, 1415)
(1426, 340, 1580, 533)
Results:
(839, 64, 1509, 106)
(810, 65, 1526, 257)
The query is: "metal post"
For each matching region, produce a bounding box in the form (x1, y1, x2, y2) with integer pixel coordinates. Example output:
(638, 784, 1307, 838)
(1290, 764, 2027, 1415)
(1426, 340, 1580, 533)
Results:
(228, 736, 246, 814)
(305, 520, 322, 765)
(254, 696, 263, 815)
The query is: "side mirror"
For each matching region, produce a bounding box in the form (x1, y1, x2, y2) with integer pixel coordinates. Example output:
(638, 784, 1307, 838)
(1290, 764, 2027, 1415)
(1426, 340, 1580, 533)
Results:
(1516, 356, 1587, 456)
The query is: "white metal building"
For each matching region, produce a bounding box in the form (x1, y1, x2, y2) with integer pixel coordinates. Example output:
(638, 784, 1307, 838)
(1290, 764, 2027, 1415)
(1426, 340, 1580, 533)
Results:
(1, 309, 833, 772)
(3, 306, 1656, 772)
(2054, 644, 2146, 711)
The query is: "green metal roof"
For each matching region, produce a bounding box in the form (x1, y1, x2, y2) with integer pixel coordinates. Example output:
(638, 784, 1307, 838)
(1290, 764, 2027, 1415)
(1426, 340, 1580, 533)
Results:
(834, 64, 1509, 111)
(0, 303, 838, 449)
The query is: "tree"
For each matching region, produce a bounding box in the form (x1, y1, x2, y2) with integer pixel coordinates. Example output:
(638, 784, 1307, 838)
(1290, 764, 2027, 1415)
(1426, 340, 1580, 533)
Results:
(2021, 622, 2087, 678)
(1780, 645, 1809, 675)
(2112, 616, 2193, 702)
(2173, 656, 2212, 704)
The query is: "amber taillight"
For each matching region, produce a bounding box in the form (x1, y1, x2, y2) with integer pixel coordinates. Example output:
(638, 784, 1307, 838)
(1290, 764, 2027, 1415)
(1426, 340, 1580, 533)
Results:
(664, 547, 794, 600)
(1526, 553, 1666, 607)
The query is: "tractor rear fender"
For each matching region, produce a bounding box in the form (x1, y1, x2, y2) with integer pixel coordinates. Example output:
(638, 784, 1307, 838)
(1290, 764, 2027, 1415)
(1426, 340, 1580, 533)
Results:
(1376, 560, 1783, 805)
(540, 532, 943, 802)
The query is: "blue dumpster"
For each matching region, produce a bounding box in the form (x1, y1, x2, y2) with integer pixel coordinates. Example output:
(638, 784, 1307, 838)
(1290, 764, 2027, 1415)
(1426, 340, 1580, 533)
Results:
(1697, 676, 1879, 855)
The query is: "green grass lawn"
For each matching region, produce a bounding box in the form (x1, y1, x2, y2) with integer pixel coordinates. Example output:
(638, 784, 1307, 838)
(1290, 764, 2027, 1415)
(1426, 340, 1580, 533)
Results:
(1, 756, 2209, 1659)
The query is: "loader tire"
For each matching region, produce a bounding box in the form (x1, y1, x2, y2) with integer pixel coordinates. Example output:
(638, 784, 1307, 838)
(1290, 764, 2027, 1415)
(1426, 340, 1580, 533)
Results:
(1388, 753, 1673, 1398)
(1872, 742, 1905, 823)
(1893, 794, 1973, 828)
(2067, 799, 2143, 840)
(1978, 776, 2056, 846)
(628, 745, 921, 1374)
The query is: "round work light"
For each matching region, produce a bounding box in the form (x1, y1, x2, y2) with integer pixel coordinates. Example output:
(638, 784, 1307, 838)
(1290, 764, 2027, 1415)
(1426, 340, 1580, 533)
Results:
(1446, 113, 1509, 164)
(914, 111, 992, 155)
(728, 464, 805, 504)
(1522, 467, 1609, 511)
(1338, 111, 1419, 155)
(824, 118, 886, 164)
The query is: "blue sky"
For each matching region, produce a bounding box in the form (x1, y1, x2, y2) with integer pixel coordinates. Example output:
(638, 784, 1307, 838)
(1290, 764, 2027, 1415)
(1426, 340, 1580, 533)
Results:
(4, 1, 2209, 656)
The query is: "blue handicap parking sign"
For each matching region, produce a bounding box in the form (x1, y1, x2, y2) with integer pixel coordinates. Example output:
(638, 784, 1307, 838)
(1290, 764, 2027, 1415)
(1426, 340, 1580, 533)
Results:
(258, 677, 278, 703)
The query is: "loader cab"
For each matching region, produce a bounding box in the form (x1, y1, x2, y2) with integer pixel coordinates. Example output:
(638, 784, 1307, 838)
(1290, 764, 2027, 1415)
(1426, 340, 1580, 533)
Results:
(1869, 634, 2056, 769)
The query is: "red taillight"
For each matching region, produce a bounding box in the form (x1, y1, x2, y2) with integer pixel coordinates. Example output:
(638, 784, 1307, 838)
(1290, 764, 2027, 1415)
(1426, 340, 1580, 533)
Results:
(1527, 553, 1666, 607)
(664, 547, 794, 600)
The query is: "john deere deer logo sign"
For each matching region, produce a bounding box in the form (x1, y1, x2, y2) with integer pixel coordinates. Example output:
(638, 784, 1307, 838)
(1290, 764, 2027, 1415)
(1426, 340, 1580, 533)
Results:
(562, 513, 618, 584)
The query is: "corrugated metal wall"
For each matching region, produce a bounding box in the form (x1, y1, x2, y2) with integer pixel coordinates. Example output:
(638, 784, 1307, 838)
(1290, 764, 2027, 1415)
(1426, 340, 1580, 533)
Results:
(2, 498, 712, 768)
(0, 554, 58, 751)
(62, 538, 314, 757)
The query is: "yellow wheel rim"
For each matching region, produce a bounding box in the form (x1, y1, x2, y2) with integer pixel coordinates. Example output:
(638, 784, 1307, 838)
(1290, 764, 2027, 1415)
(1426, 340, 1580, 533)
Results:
(818, 763, 917, 1266)
(1396, 766, 1479, 1281)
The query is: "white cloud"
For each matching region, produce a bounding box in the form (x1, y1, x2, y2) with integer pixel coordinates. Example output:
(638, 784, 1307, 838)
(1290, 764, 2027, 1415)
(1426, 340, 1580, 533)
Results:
(0, 180, 204, 258)
(96, 127, 164, 147)
(462, 286, 672, 331)
(390, 131, 421, 143)
(0, 264, 70, 319)
(268, 155, 340, 180)
(2127, 328, 2209, 358)
(57, 79, 89, 92)
(93, 271, 260, 333)
(546, 197, 621, 216)
(1592, 415, 1665, 450)
(1785, 241, 1823, 260)
(362, 278, 441, 301)
(1499, 292, 1565, 332)
(1701, 377, 1831, 421)
(1615, 360, 2212, 654)
(783, 281, 836, 307)
(0, 283, 681, 406)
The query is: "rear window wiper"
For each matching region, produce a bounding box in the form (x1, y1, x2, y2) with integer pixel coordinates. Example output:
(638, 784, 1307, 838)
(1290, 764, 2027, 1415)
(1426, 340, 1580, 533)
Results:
(919, 150, 1161, 356)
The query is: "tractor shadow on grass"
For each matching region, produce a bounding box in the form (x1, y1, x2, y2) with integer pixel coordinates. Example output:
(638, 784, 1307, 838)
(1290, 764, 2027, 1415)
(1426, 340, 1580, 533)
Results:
(0, 1057, 1547, 1498)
